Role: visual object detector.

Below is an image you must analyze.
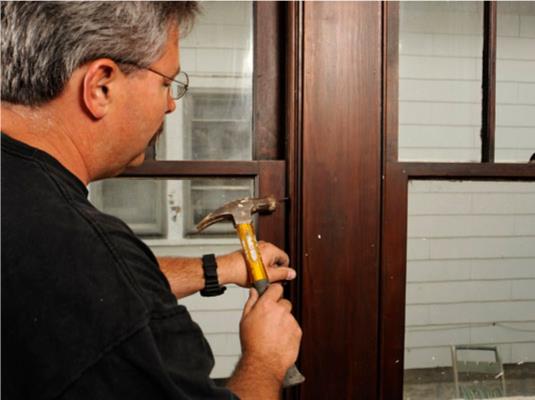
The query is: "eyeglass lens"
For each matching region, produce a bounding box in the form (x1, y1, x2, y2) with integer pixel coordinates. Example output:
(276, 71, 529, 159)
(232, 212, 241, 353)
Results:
(171, 71, 188, 100)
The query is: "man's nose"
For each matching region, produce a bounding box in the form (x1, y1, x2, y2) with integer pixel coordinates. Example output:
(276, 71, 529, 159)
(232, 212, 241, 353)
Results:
(166, 93, 176, 114)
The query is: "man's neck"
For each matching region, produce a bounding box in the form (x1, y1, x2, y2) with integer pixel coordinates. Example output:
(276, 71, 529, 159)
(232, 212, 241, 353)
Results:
(1, 104, 92, 185)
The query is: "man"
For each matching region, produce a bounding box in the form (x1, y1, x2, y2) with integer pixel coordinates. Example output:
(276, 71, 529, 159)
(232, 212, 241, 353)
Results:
(1, 2, 302, 399)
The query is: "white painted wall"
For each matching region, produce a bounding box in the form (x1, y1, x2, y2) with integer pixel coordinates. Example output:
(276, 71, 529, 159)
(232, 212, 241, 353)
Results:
(405, 181, 535, 369)
(399, 2, 535, 162)
(496, 2, 535, 162)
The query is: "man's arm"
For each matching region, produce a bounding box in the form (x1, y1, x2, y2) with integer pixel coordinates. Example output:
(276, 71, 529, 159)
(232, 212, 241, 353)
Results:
(226, 284, 302, 400)
(158, 242, 296, 299)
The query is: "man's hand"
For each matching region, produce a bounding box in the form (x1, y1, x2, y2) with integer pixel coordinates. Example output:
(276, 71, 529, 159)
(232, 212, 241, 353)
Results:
(218, 242, 296, 287)
(157, 242, 295, 300)
(240, 284, 302, 376)
(226, 284, 302, 398)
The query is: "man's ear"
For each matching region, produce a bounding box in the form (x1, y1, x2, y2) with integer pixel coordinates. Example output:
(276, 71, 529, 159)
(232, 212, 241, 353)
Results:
(82, 59, 120, 119)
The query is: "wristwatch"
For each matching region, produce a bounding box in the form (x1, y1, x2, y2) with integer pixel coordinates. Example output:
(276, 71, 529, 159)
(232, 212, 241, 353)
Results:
(200, 254, 227, 297)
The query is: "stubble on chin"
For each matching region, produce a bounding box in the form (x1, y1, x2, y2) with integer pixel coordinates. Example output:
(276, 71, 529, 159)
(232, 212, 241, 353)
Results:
(123, 123, 165, 171)
(148, 123, 165, 148)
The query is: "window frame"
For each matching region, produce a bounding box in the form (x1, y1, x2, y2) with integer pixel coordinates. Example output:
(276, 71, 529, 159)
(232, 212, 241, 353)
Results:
(379, 2, 535, 399)
(118, 2, 287, 248)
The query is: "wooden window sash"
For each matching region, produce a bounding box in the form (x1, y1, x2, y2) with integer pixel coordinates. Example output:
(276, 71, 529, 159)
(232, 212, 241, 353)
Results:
(481, 1, 497, 163)
(380, 2, 535, 399)
(128, 1, 283, 173)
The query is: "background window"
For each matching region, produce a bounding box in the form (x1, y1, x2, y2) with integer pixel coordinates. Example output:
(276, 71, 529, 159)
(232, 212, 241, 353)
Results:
(89, 178, 254, 241)
(495, 2, 535, 163)
(156, 1, 253, 162)
(90, 179, 167, 237)
(403, 180, 535, 399)
(182, 91, 252, 161)
(398, 2, 483, 162)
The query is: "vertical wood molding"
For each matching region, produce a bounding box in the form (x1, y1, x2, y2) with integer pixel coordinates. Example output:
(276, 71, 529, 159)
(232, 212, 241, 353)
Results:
(257, 160, 286, 249)
(481, 1, 497, 163)
(299, 2, 382, 398)
(379, 163, 409, 400)
(384, 2, 399, 163)
(254, 1, 283, 160)
(285, 2, 304, 398)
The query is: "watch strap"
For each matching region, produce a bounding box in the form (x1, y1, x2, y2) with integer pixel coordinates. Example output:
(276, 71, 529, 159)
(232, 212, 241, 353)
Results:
(200, 254, 226, 297)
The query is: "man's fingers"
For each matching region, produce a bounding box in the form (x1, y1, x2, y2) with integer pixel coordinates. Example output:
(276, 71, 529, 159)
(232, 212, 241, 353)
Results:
(242, 288, 258, 317)
(279, 298, 293, 313)
(267, 267, 296, 282)
(258, 241, 290, 268)
(273, 252, 290, 268)
(261, 283, 284, 302)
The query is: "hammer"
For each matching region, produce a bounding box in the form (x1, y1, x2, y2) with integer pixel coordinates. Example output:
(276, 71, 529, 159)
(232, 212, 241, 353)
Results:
(196, 196, 305, 387)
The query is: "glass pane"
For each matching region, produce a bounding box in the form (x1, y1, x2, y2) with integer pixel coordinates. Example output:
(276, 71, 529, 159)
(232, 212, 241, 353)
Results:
(89, 177, 256, 378)
(156, 1, 253, 161)
(496, 2, 535, 163)
(89, 178, 253, 240)
(404, 181, 535, 399)
(399, 2, 483, 162)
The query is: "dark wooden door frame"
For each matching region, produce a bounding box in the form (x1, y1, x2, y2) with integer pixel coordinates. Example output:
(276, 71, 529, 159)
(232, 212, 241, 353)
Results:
(286, 2, 383, 399)
(284, 2, 535, 399)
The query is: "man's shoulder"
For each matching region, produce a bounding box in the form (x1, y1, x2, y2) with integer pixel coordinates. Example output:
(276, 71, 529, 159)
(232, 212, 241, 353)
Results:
(1, 143, 184, 399)
(2, 136, 169, 300)
(2, 153, 173, 311)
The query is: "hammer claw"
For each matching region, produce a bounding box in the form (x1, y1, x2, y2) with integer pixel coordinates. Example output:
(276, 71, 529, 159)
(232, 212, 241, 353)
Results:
(195, 196, 277, 231)
(195, 212, 231, 232)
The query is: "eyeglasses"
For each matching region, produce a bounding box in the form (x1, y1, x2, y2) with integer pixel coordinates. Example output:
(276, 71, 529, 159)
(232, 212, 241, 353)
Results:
(116, 61, 189, 100)
(145, 67, 189, 100)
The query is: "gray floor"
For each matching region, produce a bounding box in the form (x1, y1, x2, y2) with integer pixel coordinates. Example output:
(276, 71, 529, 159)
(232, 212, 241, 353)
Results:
(404, 363, 535, 399)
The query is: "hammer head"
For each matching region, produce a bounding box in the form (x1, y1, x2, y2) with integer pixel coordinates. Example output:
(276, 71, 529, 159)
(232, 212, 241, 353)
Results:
(196, 196, 277, 232)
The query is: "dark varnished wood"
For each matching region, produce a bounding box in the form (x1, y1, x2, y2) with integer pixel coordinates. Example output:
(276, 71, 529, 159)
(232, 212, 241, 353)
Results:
(379, 4, 404, 398)
(299, 2, 382, 398)
(284, 2, 304, 399)
(285, 0, 302, 305)
(482, 1, 497, 162)
(257, 161, 286, 250)
(254, 2, 283, 160)
(122, 160, 261, 178)
(379, 163, 409, 400)
(384, 2, 399, 162)
(400, 162, 535, 180)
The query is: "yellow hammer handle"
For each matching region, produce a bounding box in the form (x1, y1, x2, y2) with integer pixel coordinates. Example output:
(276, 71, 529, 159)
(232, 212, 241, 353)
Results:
(236, 223, 269, 294)
(235, 223, 306, 387)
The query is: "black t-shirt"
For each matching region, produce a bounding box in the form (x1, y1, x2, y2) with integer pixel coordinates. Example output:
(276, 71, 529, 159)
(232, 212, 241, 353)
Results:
(1, 133, 237, 400)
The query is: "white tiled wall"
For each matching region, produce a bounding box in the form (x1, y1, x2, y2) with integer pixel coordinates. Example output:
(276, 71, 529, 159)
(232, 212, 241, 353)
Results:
(401, 1, 535, 371)
(399, 1, 535, 162)
(404, 181, 535, 370)
(180, 1, 252, 81)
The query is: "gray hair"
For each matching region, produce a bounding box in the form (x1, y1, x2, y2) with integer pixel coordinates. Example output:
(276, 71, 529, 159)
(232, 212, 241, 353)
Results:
(1, 1, 199, 106)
